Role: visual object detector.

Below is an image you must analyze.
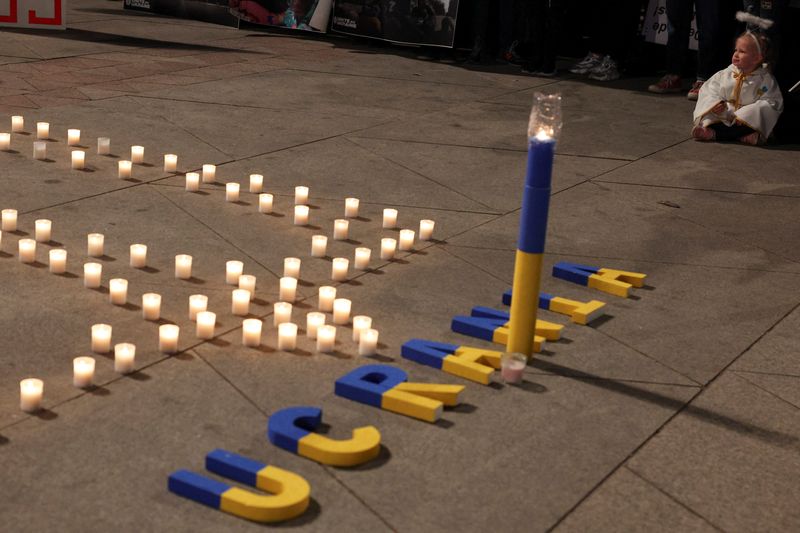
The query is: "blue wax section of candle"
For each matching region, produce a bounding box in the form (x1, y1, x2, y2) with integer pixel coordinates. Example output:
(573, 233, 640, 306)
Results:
(518, 138, 555, 254)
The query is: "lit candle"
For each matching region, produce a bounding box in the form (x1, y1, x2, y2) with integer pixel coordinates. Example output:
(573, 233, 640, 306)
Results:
(129, 244, 147, 268)
(33, 141, 46, 160)
(284, 257, 301, 279)
(175, 254, 192, 279)
(118, 160, 132, 179)
(19, 378, 43, 413)
(242, 318, 262, 347)
(18, 239, 36, 263)
(67, 129, 80, 146)
(225, 182, 240, 202)
(318, 286, 336, 312)
(294, 205, 309, 226)
(49, 249, 67, 274)
(359, 328, 379, 356)
(383, 208, 398, 228)
(249, 174, 263, 193)
(202, 164, 216, 183)
(142, 293, 161, 320)
(97, 137, 110, 155)
(273, 302, 292, 326)
(306, 312, 325, 339)
(83, 262, 102, 288)
(398, 229, 415, 251)
(196, 311, 216, 339)
(333, 298, 351, 325)
(109, 278, 128, 305)
(279, 276, 297, 303)
(380, 238, 397, 260)
(87, 233, 104, 257)
(36, 122, 49, 140)
(354, 247, 371, 270)
(164, 154, 178, 172)
(311, 235, 327, 257)
(131, 145, 144, 164)
(0, 133, 9, 151)
(352, 315, 372, 342)
(345, 197, 359, 218)
(91, 324, 112, 353)
(114, 343, 136, 374)
(501, 352, 527, 384)
(331, 257, 349, 282)
(11, 116, 24, 133)
(185, 172, 200, 192)
(295, 186, 309, 204)
(71, 150, 85, 170)
(189, 294, 208, 321)
(419, 219, 435, 241)
(1, 209, 17, 231)
(278, 322, 298, 351)
(34, 219, 51, 243)
(239, 274, 256, 300)
(159, 324, 180, 354)
(226, 260, 243, 285)
(258, 193, 273, 214)
(316, 325, 336, 353)
(231, 289, 250, 316)
(72, 357, 95, 388)
(333, 219, 349, 241)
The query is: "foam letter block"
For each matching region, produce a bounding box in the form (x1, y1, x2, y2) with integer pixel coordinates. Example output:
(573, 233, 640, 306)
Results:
(401, 339, 501, 385)
(553, 261, 647, 298)
(451, 316, 545, 352)
(334, 364, 407, 407)
(503, 290, 606, 325)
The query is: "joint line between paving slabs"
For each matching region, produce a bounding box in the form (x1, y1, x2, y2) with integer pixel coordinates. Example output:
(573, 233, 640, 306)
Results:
(593, 179, 800, 200)
(319, 467, 399, 532)
(731, 372, 800, 411)
(192, 349, 270, 417)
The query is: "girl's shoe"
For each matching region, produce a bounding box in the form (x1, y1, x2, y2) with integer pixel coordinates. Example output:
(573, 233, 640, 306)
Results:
(739, 132, 762, 145)
(691, 126, 716, 141)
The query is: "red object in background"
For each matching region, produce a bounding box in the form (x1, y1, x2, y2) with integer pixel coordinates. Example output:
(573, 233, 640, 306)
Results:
(0, 0, 65, 28)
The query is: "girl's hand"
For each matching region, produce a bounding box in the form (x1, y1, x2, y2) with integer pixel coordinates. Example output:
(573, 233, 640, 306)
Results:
(712, 101, 727, 114)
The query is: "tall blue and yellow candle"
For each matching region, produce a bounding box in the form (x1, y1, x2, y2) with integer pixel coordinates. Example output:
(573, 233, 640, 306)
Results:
(506, 93, 562, 357)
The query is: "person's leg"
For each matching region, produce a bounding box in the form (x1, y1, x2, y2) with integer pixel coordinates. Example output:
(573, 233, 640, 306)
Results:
(694, 0, 724, 81)
(708, 122, 756, 140)
(470, 0, 490, 62)
(665, 0, 693, 76)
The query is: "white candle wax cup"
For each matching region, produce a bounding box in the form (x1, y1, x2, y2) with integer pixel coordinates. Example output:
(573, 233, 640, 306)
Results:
(129, 244, 147, 268)
(164, 154, 178, 172)
(131, 145, 144, 164)
(318, 286, 336, 312)
(91, 324, 112, 353)
(202, 164, 216, 183)
(34, 219, 51, 243)
(118, 160, 132, 179)
(258, 193, 273, 214)
(114, 343, 136, 374)
(142, 293, 162, 321)
(36, 122, 49, 140)
(352, 315, 372, 342)
(249, 174, 263, 193)
(196, 311, 216, 339)
(239, 274, 256, 300)
(109, 278, 128, 305)
(83, 262, 102, 288)
(383, 208, 398, 228)
(226, 260, 244, 285)
(97, 137, 110, 155)
(419, 219, 435, 241)
(283, 257, 301, 279)
(185, 172, 200, 192)
(2, 209, 17, 231)
(242, 318, 263, 347)
(18, 239, 36, 263)
(500, 352, 527, 384)
(316, 325, 336, 353)
(20, 378, 43, 413)
(175, 254, 193, 279)
(71, 150, 85, 170)
(345, 197, 359, 218)
(87, 233, 104, 257)
(189, 294, 208, 321)
(67, 129, 80, 146)
(231, 289, 250, 316)
(11, 116, 24, 133)
(72, 357, 95, 388)
(294, 186, 309, 205)
(358, 329, 379, 357)
(306, 312, 325, 339)
(380, 238, 397, 260)
(49, 249, 67, 274)
(398, 229, 415, 251)
(278, 322, 298, 351)
(225, 183, 240, 202)
(33, 141, 47, 160)
(331, 257, 349, 282)
(333, 219, 349, 241)
(0, 133, 10, 151)
(273, 302, 292, 326)
(279, 277, 297, 303)
(333, 298, 352, 325)
(354, 247, 371, 270)
(294, 205, 309, 226)
(311, 235, 327, 258)
(159, 324, 180, 354)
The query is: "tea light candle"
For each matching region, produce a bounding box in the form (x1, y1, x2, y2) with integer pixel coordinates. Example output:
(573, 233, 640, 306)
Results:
(333, 298, 351, 325)
(398, 229, 415, 251)
(249, 174, 263, 193)
(306, 312, 325, 339)
(33, 141, 46, 160)
(142, 292, 161, 320)
(419, 219, 435, 241)
(129, 244, 147, 268)
(20, 378, 43, 413)
(109, 278, 128, 305)
(258, 193, 273, 213)
(97, 137, 110, 155)
(18, 239, 36, 263)
(87, 233, 104, 257)
(114, 343, 136, 374)
(352, 315, 372, 342)
(34, 219, 51, 242)
(318, 286, 336, 312)
(239, 274, 256, 300)
(333, 219, 349, 241)
(225, 183, 240, 202)
(83, 262, 102, 288)
(0, 133, 9, 151)
(68, 129, 80, 146)
(131, 145, 144, 164)
(295, 186, 309, 204)
(185, 172, 200, 192)
(175, 254, 192, 279)
(72, 357, 95, 388)
(11, 116, 24, 133)
(202, 164, 216, 183)
(294, 205, 309, 226)
(354, 247, 371, 270)
(71, 150, 85, 170)
(317, 325, 336, 353)
(226, 260, 243, 285)
(279, 276, 297, 303)
(311, 235, 327, 257)
(49, 249, 67, 274)
(91, 324, 112, 353)
(118, 160, 132, 179)
(189, 294, 208, 321)
(164, 154, 177, 172)
(196, 311, 216, 339)
(383, 208, 398, 228)
(359, 328, 379, 356)
(501, 352, 527, 384)
(159, 324, 180, 354)
(231, 289, 250, 316)
(331, 258, 349, 282)
(380, 238, 397, 260)
(242, 318, 262, 347)
(2, 209, 17, 231)
(273, 302, 292, 326)
(284, 257, 301, 279)
(36, 121, 49, 140)
(345, 197, 359, 218)
(278, 322, 298, 351)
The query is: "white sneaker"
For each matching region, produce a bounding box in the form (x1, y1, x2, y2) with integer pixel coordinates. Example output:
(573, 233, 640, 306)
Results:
(588, 55, 620, 81)
(569, 52, 602, 75)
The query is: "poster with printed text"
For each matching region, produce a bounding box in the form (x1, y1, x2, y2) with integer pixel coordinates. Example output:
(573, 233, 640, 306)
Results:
(642, 0, 699, 51)
(229, 0, 333, 32)
(0, 0, 65, 29)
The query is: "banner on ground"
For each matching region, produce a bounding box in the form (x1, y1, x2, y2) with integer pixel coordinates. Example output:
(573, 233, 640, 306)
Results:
(642, 0, 699, 51)
(124, 0, 237, 26)
(229, 0, 333, 32)
(0, 0, 65, 29)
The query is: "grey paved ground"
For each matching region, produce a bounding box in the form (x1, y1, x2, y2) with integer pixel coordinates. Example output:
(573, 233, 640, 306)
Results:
(1, 2, 799, 531)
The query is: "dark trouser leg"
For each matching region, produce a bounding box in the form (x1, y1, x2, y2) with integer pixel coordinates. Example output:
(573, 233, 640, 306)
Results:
(666, 0, 693, 76)
(708, 122, 755, 140)
(694, 0, 724, 80)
